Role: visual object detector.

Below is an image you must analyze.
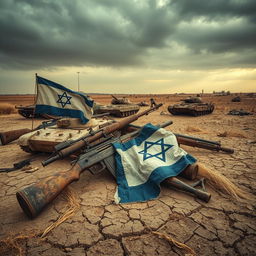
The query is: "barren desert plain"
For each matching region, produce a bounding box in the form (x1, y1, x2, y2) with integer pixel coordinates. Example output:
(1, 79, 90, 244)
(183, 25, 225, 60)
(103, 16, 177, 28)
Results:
(0, 93, 255, 255)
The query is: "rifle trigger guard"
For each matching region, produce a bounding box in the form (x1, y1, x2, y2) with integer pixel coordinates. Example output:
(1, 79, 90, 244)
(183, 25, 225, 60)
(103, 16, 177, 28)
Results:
(88, 161, 106, 175)
(102, 131, 108, 138)
(81, 138, 90, 149)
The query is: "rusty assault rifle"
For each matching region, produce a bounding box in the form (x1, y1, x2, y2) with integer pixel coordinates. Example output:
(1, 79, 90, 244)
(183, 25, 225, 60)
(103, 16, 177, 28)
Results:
(16, 119, 210, 218)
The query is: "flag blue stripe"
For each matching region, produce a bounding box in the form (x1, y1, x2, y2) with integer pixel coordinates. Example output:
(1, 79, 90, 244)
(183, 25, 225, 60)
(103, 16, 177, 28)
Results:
(37, 76, 94, 107)
(115, 153, 196, 203)
(35, 105, 90, 124)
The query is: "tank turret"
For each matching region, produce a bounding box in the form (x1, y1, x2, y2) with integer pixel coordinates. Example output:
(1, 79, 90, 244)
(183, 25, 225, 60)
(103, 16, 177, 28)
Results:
(182, 96, 202, 104)
(111, 95, 131, 105)
(93, 103, 140, 117)
(17, 117, 115, 153)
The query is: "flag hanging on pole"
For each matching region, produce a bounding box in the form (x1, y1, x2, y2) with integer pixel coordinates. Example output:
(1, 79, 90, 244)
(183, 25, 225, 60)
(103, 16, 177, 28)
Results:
(35, 75, 94, 124)
(113, 123, 197, 203)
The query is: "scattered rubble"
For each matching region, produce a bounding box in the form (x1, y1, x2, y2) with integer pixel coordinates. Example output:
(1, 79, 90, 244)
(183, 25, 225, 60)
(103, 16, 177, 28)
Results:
(228, 109, 253, 116)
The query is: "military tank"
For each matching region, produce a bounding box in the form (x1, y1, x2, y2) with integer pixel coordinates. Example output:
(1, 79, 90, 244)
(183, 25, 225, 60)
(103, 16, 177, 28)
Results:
(15, 105, 56, 119)
(168, 97, 214, 116)
(93, 103, 140, 117)
(15, 105, 40, 118)
(17, 117, 116, 153)
(231, 96, 241, 102)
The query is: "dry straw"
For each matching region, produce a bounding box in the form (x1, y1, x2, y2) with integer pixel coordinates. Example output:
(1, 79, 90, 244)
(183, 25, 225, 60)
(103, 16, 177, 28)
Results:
(185, 126, 203, 133)
(41, 187, 80, 238)
(0, 232, 37, 256)
(0, 188, 80, 255)
(0, 103, 15, 115)
(197, 163, 251, 200)
(217, 131, 247, 138)
(151, 230, 196, 256)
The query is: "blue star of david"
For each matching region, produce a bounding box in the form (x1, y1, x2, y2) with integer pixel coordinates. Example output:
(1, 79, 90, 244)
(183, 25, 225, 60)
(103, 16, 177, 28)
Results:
(138, 138, 173, 162)
(57, 92, 72, 108)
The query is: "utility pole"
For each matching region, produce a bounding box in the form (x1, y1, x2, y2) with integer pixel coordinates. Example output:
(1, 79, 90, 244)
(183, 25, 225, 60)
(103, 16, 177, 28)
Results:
(77, 72, 80, 92)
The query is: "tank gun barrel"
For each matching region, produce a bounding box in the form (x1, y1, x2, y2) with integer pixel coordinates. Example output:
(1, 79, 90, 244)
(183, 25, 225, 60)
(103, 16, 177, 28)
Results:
(111, 94, 118, 100)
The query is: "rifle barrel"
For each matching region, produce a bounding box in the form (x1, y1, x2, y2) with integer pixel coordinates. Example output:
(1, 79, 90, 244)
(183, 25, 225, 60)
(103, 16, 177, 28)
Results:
(176, 136, 234, 154)
(174, 133, 221, 146)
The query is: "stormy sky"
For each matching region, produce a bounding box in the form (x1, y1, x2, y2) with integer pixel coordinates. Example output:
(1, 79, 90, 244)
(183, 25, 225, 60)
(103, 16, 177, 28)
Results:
(0, 0, 255, 94)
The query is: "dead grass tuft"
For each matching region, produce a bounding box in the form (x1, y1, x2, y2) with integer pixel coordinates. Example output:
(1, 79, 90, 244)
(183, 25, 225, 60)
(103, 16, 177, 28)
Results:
(185, 126, 203, 133)
(0, 189, 80, 255)
(40, 187, 80, 238)
(151, 230, 196, 256)
(0, 232, 38, 256)
(217, 131, 247, 138)
(0, 103, 16, 115)
(198, 163, 252, 200)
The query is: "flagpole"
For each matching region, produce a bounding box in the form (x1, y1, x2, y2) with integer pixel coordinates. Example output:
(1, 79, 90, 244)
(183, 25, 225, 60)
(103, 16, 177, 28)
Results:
(77, 72, 80, 92)
(31, 73, 38, 130)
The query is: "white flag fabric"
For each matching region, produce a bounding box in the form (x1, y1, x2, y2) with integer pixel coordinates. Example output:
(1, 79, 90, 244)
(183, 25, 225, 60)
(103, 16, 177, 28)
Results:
(35, 76, 94, 124)
(113, 123, 197, 203)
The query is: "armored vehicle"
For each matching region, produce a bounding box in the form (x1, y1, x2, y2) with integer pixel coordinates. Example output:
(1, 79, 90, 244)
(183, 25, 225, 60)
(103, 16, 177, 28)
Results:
(111, 95, 132, 105)
(231, 96, 241, 102)
(17, 117, 116, 153)
(168, 98, 214, 116)
(94, 104, 140, 117)
(15, 105, 40, 118)
(15, 105, 55, 119)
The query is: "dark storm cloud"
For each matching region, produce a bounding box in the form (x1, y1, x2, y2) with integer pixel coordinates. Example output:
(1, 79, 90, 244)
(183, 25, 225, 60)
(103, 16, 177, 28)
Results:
(0, 0, 255, 70)
(170, 0, 256, 20)
(170, 0, 256, 54)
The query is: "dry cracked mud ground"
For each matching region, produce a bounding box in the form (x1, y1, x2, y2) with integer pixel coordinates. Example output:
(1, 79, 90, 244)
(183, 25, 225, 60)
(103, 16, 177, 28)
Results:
(0, 94, 255, 255)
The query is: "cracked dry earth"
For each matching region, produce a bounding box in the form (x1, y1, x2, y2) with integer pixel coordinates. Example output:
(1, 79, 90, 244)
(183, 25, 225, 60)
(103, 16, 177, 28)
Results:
(0, 94, 255, 255)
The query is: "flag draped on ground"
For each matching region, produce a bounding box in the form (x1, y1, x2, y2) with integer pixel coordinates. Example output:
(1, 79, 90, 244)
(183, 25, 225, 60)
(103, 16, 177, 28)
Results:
(35, 75, 94, 124)
(113, 123, 197, 203)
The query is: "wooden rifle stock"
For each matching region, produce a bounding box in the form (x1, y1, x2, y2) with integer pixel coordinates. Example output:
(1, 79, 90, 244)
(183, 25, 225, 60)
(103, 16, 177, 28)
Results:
(0, 128, 31, 145)
(176, 136, 234, 153)
(16, 164, 82, 218)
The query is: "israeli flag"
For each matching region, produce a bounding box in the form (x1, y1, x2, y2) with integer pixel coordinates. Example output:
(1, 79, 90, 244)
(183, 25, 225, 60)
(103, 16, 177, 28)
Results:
(113, 123, 196, 203)
(35, 76, 94, 124)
